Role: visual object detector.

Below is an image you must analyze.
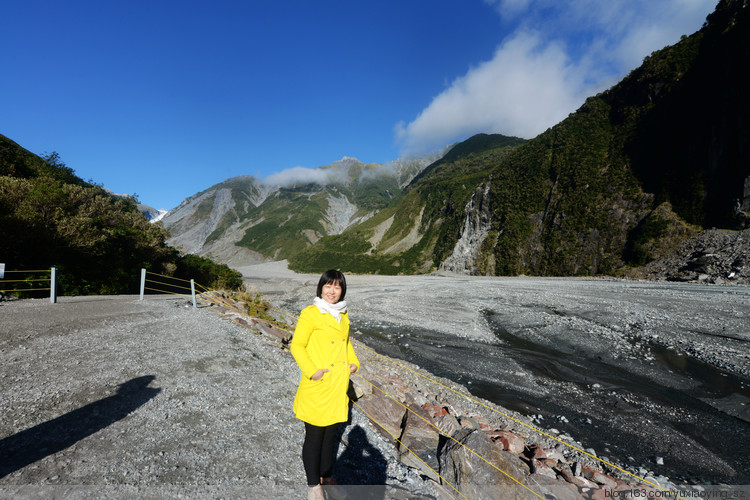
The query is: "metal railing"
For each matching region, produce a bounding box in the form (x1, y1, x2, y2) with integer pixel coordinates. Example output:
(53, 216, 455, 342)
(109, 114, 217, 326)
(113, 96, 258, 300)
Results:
(139, 269, 198, 308)
(0, 267, 57, 303)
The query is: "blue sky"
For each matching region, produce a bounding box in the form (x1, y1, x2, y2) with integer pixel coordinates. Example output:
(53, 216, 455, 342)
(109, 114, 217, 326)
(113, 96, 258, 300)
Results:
(1, 0, 715, 210)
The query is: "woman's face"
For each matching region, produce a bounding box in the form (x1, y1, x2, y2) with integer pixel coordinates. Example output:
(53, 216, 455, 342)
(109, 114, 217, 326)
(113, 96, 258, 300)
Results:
(321, 281, 342, 304)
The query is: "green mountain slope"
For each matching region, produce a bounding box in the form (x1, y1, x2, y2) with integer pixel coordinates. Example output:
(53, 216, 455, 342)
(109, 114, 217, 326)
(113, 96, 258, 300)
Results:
(0, 134, 241, 295)
(290, 0, 749, 276)
(288, 135, 526, 273)
(161, 154, 444, 265)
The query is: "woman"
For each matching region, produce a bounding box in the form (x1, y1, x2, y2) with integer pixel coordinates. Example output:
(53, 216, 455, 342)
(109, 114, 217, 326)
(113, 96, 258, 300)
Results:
(290, 269, 359, 500)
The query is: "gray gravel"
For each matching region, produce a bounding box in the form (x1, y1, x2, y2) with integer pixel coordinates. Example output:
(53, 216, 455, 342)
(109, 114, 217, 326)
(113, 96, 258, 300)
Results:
(239, 263, 750, 485)
(0, 295, 438, 499)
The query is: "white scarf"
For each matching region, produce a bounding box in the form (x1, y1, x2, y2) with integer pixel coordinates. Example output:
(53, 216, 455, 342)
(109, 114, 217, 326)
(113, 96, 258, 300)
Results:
(313, 296, 347, 323)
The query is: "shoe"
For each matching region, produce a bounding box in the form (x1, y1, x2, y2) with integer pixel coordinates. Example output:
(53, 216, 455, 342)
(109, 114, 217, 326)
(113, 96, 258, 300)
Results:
(321, 477, 347, 500)
(307, 484, 325, 500)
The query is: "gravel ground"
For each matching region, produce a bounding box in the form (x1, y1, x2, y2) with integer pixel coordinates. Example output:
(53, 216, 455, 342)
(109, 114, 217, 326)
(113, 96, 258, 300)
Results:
(4, 261, 750, 498)
(239, 262, 750, 485)
(0, 295, 439, 499)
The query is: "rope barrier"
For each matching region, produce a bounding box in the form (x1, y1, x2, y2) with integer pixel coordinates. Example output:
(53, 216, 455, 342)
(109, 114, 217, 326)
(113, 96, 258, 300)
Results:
(352, 400, 468, 500)
(146, 271, 195, 284)
(142, 286, 192, 297)
(359, 375, 544, 499)
(145, 277, 193, 292)
(0, 269, 53, 297)
(352, 340, 683, 498)
(0, 288, 51, 292)
(2, 270, 49, 273)
(0, 278, 51, 283)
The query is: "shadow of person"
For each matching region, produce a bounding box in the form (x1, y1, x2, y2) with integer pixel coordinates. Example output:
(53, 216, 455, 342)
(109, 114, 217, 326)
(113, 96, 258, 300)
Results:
(335, 425, 387, 490)
(0, 375, 161, 479)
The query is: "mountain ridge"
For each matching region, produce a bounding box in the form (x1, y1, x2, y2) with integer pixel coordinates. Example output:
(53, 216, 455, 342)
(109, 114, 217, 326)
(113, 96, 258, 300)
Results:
(160, 150, 449, 266)
(285, 0, 749, 277)
(159, 0, 749, 280)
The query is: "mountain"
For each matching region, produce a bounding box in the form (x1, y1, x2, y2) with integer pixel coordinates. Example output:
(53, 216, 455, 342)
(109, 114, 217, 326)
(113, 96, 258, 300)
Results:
(160, 152, 447, 267)
(163, 0, 749, 279)
(100, 188, 169, 223)
(139, 205, 169, 223)
(289, 0, 750, 277)
(288, 134, 526, 274)
(0, 133, 243, 294)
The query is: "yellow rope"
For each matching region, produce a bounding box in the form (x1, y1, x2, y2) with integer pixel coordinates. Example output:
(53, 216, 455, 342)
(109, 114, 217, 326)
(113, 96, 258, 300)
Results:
(204, 294, 681, 498)
(0, 278, 51, 283)
(145, 271, 194, 283)
(2, 270, 50, 273)
(0, 288, 51, 292)
(353, 340, 683, 498)
(142, 286, 192, 297)
(358, 375, 544, 499)
(144, 278, 193, 293)
(352, 400, 469, 500)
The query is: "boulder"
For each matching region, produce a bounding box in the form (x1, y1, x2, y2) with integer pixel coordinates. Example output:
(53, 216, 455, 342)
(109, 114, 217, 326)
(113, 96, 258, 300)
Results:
(492, 430, 525, 454)
(439, 428, 530, 499)
(356, 391, 405, 442)
(560, 468, 597, 488)
(434, 413, 462, 438)
(582, 465, 617, 487)
(349, 374, 371, 399)
(398, 404, 441, 481)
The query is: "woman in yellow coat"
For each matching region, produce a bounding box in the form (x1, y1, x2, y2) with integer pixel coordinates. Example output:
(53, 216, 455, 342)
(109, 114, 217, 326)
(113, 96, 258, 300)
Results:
(290, 269, 359, 500)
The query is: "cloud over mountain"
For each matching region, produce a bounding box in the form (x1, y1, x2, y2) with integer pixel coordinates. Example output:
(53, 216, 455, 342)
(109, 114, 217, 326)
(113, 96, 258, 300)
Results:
(396, 0, 714, 153)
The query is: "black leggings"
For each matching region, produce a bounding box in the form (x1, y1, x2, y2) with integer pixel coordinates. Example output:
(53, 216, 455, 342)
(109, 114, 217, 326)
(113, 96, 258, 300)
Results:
(302, 422, 339, 486)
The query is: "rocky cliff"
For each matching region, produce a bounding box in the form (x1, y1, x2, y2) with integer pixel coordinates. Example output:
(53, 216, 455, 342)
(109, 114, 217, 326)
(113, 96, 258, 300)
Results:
(361, 0, 750, 278)
(161, 154, 442, 267)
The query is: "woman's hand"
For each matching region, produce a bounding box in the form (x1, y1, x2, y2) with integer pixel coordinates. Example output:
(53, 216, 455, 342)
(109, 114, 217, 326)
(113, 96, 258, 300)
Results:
(311, 368, 329, 381)
(349, 364, 358, 374)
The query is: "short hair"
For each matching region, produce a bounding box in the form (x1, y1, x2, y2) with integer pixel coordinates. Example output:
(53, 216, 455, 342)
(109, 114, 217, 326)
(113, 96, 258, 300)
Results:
(316, 269, 346, 302)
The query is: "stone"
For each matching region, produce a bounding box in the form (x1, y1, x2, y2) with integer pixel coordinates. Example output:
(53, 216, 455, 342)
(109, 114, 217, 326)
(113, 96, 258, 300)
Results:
(356, 392, 405, 442)
(572, 461, 582, 476)
(421, 403, 448, 419)
(531, 459, 558, 479)
(582, 465, 617, 487)
(439, 429, 529, 499)
(560, 468, 597, 488)
(458, 416, 479, 430)
(349, 374, 371, 399)
(434, 413, 462, 438)
(254, 320, 292, 342)
(398, 404, 441, 482)
(492, 431, 525, 454)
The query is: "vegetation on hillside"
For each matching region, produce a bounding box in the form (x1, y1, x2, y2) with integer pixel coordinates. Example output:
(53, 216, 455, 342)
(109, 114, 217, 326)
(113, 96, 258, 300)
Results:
(0, 134, 242, 296)
(289, 136, 526, 274)
(291, 0, 749, 277)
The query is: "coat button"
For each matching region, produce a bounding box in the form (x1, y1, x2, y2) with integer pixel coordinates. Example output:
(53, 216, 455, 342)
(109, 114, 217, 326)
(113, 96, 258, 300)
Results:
(331, 341, 334, 344)
(330, 363, 334, 367)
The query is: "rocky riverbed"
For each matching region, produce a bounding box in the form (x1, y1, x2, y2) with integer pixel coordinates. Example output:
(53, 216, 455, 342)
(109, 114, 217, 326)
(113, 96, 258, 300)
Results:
(240, 262, 750, 489)
(3, 263, 750, 499)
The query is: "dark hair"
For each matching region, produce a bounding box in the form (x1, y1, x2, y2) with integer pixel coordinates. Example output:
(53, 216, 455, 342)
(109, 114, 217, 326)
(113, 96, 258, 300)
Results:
(316, 269, 346, 302)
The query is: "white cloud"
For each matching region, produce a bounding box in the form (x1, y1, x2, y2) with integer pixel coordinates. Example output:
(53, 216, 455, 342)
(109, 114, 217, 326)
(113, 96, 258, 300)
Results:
(262, 166, 333, 187)
(261, 159, 356, 187)
(396, 32, 585, 152)
(397, 0, 714, 153)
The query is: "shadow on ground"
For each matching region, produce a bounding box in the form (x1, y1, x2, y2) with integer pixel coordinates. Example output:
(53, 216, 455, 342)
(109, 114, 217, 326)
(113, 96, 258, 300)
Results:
(0, 375, 161, 479)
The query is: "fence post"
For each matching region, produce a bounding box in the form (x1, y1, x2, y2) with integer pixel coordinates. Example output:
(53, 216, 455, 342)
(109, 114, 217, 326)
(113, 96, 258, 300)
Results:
(190, 279, 196, 308)
(50, 267, 57, 304)
(140, 269, 146, 300)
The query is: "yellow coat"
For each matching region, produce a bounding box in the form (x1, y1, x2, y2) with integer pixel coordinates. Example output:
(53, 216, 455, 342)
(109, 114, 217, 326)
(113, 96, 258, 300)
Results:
(290, 304, 360, 426)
